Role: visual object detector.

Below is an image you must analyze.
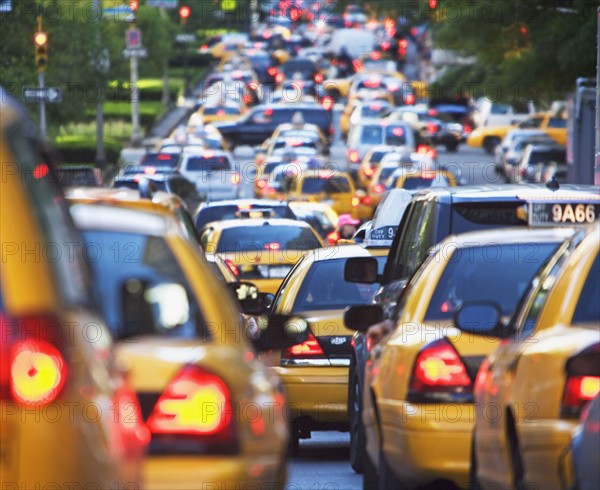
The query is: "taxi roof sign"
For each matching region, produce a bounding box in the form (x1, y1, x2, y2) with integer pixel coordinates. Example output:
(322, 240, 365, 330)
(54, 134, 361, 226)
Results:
(363, 189, 412, 247)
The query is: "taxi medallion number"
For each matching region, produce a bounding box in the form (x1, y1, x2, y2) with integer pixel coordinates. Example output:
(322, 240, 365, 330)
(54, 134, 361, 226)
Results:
(529, 202, 600, 226)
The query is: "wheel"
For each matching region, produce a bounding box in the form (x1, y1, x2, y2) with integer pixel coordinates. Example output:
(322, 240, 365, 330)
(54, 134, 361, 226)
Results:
(445, 141, 459, 152)
(469, 432, 482, 490)
(483, 137, 500, 155)
(379, 447, 405, 489)
(363, 451, 378, 490)
(349, 360, 366, 473)
(506, 411, 526, 490)
(287, 425, 300, 458)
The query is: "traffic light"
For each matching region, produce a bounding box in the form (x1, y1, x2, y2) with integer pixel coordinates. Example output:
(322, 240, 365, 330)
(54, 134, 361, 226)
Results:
(130, 0, 138, 11)
(429, 0, 438, 8)
(34, 31, 48, 72)
(179, 5, 191, 25)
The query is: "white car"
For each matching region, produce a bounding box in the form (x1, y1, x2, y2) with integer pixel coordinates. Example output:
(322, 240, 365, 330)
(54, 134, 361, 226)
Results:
(178, 149, 241, 201)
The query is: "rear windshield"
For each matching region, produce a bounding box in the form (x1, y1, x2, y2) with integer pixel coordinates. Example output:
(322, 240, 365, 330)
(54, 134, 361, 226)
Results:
(529, 149, 566, 164)
(301, 176, 351, 194)
(425, 242, 559, 321)
(217, 225, 321, 253)
(139, 153, 179, 168)
(361, 103, 390, 118)
(203, 106, 241, 115)
(293, 257, 387, 312)
(572, 252, 600, 325)
(184, 155, 230, 171)
(360, 126, 383, 145)
(82, 230, 211, 341)
(195, 204, 295, 229)
(395, 175, 450, 190)
(385, 125, 408, 146)
(451, 203, 525, 232)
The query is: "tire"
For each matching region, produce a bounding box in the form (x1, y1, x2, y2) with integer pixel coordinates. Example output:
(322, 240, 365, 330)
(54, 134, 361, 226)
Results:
(379, 448, 405, 489)
(288, 425, 300, 458)
(349, 361, 366, 474)
(469, 432, 482, 490)
(445, 141, 459, 152)
(483, 137, 500, 155)
(506, 411, 526, 490)
(363, 451, 378, 490)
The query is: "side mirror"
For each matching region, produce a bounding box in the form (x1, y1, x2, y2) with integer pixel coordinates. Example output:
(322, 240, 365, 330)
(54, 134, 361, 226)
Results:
(253, 314, 309, 351)
(344, 257, 380, 284)
(453, 301, 510, 339)
(230, 282, 274, 315)
(343, 305, 384, 332)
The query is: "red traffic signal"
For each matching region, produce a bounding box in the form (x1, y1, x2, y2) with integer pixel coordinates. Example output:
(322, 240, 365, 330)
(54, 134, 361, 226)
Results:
(129, 0, 138, 11)
(429, 0, 438, 8)
(179, 5, 191, 19)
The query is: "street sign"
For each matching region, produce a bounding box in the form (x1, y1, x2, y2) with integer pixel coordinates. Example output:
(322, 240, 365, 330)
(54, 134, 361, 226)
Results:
(175, 33, 196, 43)
(123, 47, 148, 58)
(126, 28, 141, 49)
(22, 87, 62, 103)
(221, 0, 237, 11)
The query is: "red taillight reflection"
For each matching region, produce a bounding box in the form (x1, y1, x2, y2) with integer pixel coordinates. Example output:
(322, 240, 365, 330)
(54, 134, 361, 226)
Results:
(404, 93, 416, 105)
(33, 163, 49, 180)
(562, 376, 600, 415)
(322, 96, 333, 111)
(281, 332, 325, 359)
(256, 179, 267, 189)
(410, 340, 472, 390)
(373, 184, 385, 193)
(225, 259, 239, 277)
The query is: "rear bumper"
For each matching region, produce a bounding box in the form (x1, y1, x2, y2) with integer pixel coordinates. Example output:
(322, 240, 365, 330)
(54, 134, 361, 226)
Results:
(274, 366, 349, 424)
(144, 454, 285, 490)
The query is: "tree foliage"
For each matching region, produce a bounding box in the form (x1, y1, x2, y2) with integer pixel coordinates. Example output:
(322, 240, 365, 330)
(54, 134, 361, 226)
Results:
(430, 0, 597, 104)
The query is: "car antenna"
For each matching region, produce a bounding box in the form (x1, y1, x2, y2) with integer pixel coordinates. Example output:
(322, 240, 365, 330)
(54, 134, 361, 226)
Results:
(545, 175, 560, 191)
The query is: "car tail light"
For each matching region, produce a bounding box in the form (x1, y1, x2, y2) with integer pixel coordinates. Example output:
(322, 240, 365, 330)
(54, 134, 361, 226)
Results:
(147, 365, 235, 438)
(113, 386, 151, 446)
(417, 144, 437, 159)
(363, 166, 375, 178)
(281, 332, 326, 363)
(347, 150, 359, 163)
(351, 196, 360, 207)
(144, 166, 157, 175)
(362, 195, 373, 205)
(267, 67, 277, 76)
(314, 73, 324, 84)
(408, 339, 473, 403)
(256, 179, 267, 189)
(373, 184, 385, 194)
(224, 259, 239, 277)
(322, 96, 333, 111)
(328, 127, 335, 136)
(230, 173, 241, 185)
(561, 344, 600, 418)
(1, 314, 68, 407)
(326, 231, 339, 245)
(463, 123, 472, 133)
(381, 41, 390, 51)
(275, 73, 284, 84)
(404, 93, 416, 105)
(426, 122, 439, 134)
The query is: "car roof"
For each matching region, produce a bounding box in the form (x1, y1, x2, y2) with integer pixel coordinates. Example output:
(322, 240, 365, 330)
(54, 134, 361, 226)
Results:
(308, 244, 385, 262)
(199, 199, 291, 208)
(411, 183, 600, 204)
(439, 226, 579, 250)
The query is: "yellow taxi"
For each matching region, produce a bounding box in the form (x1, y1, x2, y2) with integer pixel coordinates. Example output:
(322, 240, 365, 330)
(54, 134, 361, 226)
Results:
(1, 94, 147, 489)
(281, 169, 370, 220)
(465, 222, 600, 490)
(68, 202, 306, 490)
(195, 102, 246, 125)
(387, 168, 458, 191)
(356, 145, 396, 189)
(344, 227, 577, 489)
(467, 112, 567, 154)
(268, 245, 389, 452)
(199, 218, 325, 294)
(340, 91, 396, 140)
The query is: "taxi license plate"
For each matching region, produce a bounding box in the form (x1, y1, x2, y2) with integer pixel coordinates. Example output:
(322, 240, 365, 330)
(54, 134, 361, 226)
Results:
(528, 202, 600, 226)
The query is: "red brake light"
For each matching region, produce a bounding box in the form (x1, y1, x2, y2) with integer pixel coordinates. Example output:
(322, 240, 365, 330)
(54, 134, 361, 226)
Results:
(144, 167, 157, 175)
(362, 195, 373, 205)
(373, 184, 385, 193)
(267, 67, 277, 76)
(158, 153, 172, 160)
(391, 127, 404, 137)
(408, 340, 472, 401)
(264, 242, 281, 251)
(562, 376, 600, 417)
(256, 179, 267, 189)
(1, 314, 68, 407)
(224, 259, 239, 277)
(370, 51, 381, 60)
(326, 231, 340, 245)
(381, 41, 390, 51)
(147, 365, 234, 436)
(404, 93, 416, 105)
(322, 96, 333, 111)
(426, 122, 439, 134)
(363, 165, 375, 177)
(348, 150, 359, 163)
(281, 332, 325, 360)
(275, 73, 284, 84)
(314, 73, 323, 84)
(399, 39, 409, 49)
(33, 163, 49, 180)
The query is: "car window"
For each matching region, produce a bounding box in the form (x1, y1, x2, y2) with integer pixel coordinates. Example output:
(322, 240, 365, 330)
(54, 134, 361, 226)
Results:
(360, 126, 383, 145)
(293, 257, 386, 312)
(184, 155, 230, 171)
(397, 175, 450, 190)
(548, 117, 567, 128)
(216, 225, 321, 253)
(82, 230, 211, 341)
(385, 125, 408, 146)
(301, 176, 351, 194)
(519, 117, 543, 129)
(203, 106, 241, 115)
(195, 204, 294, 229)
(425, 242, 559, 321)
(572, 252, 600, 325)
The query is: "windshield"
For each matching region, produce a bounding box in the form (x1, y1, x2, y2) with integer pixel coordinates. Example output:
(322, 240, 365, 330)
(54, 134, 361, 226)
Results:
(425, 242, 559, 321)
(138, 153, 179, 168)
(195, 204, 295, 229)
(360, 126, 384, 145)
(293, 257, 387, 312)
(385, 125, 408, 146)
(82, 230, 210, 341)
(203, 106, 241, 115)
(394, 174, 450, 190)
(217, 225, 321, 253)
(301, 176, 351, 194)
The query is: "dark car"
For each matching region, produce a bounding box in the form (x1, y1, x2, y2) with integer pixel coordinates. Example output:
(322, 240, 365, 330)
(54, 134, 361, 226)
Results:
(54, 164, 104, 187)
(281, 58, 319, 82)
(212, 103, 334, 149)
(430, 103, 476, 140)
(194, 199, 297, 230)
(112, 172, 203, 214)
(571, 393, 600, 490)
(343, 183, 600, 474)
